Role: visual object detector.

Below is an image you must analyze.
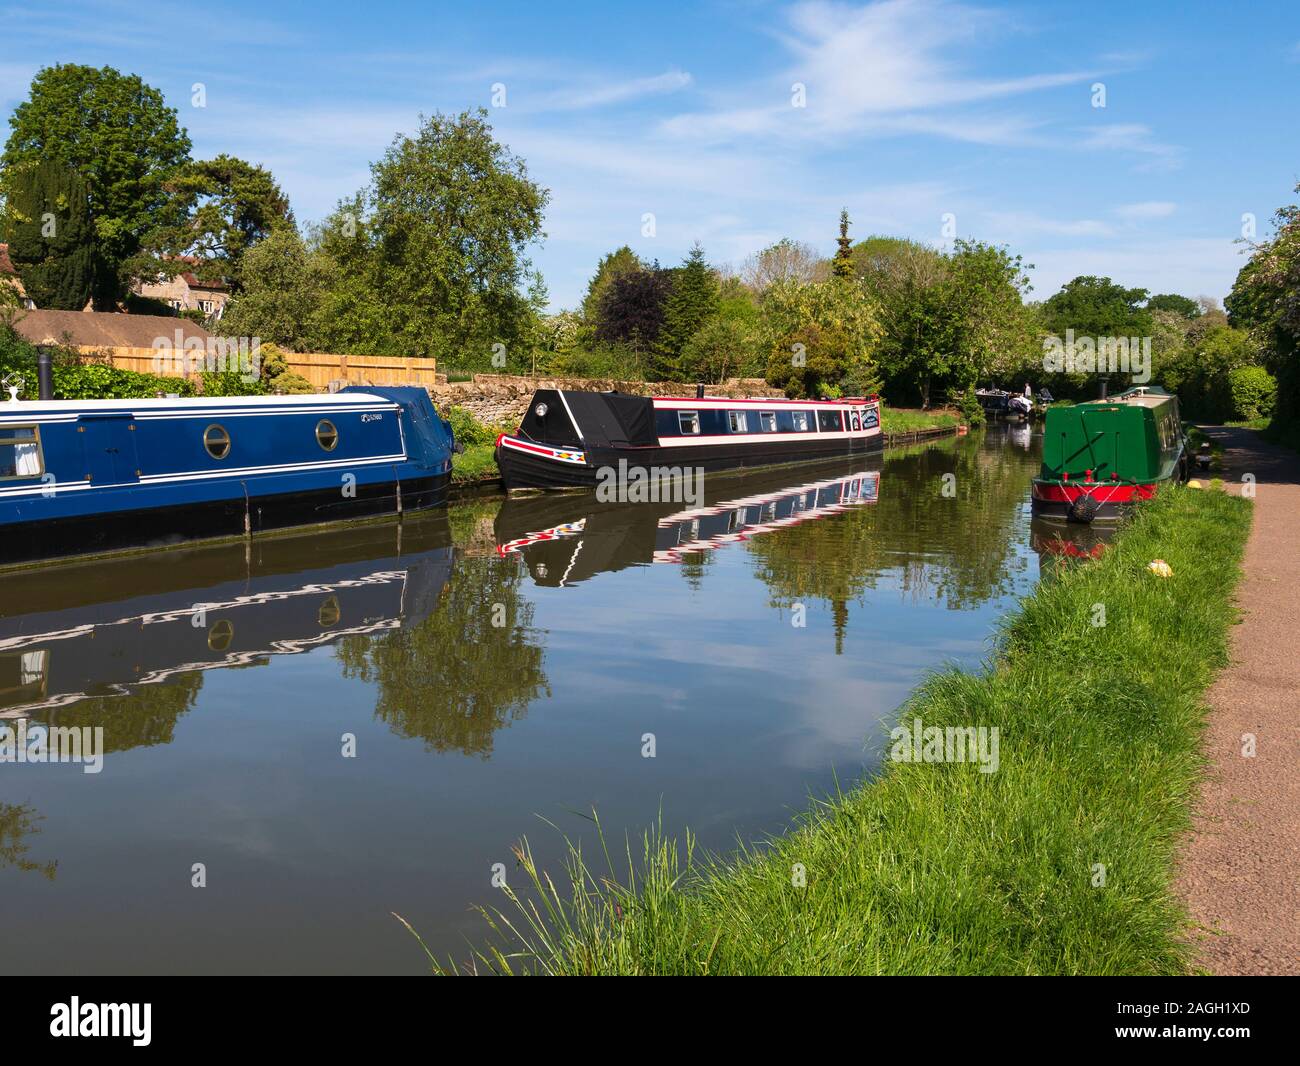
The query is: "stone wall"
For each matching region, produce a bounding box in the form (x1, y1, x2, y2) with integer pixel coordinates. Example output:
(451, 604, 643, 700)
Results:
(427, 373, 783, 428)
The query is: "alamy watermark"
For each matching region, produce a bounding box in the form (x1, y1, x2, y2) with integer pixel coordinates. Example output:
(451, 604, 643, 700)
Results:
(889, 717, 1000, 774)
(0, 721, 104, 774)
(595, 459, 704, 507)
(1042, 329, 1151, 384)
(151, 332, 262, 384)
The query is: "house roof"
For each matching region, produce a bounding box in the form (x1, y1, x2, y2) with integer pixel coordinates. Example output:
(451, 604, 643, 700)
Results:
(181, 272, 229, 292)
(10, 309, 214, 349)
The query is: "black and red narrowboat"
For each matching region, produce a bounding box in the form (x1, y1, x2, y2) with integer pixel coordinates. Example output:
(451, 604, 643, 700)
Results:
(494, 389, 884, 491)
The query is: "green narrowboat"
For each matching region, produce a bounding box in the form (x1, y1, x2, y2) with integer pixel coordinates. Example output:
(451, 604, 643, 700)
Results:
(1031, 387, 1189, 523)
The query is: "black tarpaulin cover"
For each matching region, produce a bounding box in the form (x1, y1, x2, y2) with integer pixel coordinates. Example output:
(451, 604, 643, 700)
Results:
(520, 390, 657, 448)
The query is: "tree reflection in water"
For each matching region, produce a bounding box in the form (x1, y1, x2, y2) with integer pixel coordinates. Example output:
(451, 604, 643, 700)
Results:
(0, 802, 56, 879)
(335, 554, 549, 758)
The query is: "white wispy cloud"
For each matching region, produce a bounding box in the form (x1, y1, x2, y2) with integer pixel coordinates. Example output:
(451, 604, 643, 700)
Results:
(1113, 201, 1177, 221)
(1075, 123, 1183, 171)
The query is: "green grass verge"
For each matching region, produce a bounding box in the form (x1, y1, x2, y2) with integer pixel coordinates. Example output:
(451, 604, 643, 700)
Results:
(431, 485, 1252, 975)
(451, 442, 500, 483)
(881, 407, 961, 435)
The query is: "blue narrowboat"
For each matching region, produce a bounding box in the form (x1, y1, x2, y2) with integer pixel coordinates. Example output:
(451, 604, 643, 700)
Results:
(495, 388, 884, 490)
(0, 386, 455, 567)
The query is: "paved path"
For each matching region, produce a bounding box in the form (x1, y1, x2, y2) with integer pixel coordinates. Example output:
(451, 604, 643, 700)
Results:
(1176, 426, 1300, 975)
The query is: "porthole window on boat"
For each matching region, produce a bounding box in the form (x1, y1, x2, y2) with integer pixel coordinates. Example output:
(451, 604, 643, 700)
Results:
(316, 419, 339, 452)
(208, 619, 234, 652)
(759, 411, 777, 432)
(727, 411, 748, 432)
(204, 424, 231, 460)
(678, 410, 700, 434)
(0, 425, 44, 480)
(318, 596, 341, 628)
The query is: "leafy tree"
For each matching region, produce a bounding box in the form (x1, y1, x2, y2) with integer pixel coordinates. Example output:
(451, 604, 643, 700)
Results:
(741, 237, 825, 291)
(1147, 292, 1201, 319)
(158, 155, 293, 290)
(1040, 276, 1153, 341)
(582, 245, 642, 323)
(678, 312, 764, 383)
(220, 225, 327, 350)
(354, 109, 549, 365)
(655, 243, 719, 379)
(2, 64, 192, 307)
(1227, 183, 1300, 423)
(1, 160, 94, 308)
(763, 276, 881, 398)
(594, 263, 672, 373)
(1227, 365, 1277, 421)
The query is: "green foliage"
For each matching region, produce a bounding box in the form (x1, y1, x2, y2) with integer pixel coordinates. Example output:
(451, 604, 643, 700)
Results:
(1227, 365, 1276, 421)
(1, 160, 95, 309)
(655, 243, 720, 380)
(594, 263, 671, 374)
(2, 64, 192, 307)
(952, 385, 986, 426)
(762, 276, 882, 399)
(157, 154, 293, 291)
(1227, 182, 1300, 425)
(832, 209, 854, 279)
(318, 109, 549, 367)
(582, 246, 643, 323)
(257, 342, 313, 394)
(1159, 324, 1260, 421)
(220, 225, 327, 351)
(1147, 293, 1201, 319)
(1041, 275, 1154, 341)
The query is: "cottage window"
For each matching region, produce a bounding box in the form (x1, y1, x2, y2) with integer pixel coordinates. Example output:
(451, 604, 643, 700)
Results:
(0, 426, 43, 480)
(678, 410, 701, 435)
(727, 411, 748, 433)
(204, 424, 231, 460)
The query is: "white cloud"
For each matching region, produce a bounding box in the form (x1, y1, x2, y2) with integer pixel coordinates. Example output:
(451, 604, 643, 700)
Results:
(1075, 124, 1183, 171)
(1113, 201, 1177, 221)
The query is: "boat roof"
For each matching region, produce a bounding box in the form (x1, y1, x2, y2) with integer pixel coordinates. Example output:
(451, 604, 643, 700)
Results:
(0, 393, 397, 415)
(1080, 387, 1173, 409)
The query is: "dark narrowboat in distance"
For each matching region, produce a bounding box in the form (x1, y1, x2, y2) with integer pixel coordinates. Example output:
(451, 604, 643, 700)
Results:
(0, 386, 455, 568)
(495, 388, 884, 491)
(1031, 386, 1188, 523)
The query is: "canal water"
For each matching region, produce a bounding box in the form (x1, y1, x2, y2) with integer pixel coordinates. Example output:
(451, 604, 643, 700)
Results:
(2, 425, 1047, 974)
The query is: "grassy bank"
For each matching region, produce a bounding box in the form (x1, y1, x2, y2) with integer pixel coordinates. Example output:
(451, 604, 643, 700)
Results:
(440, 486, 1252, 975)
(881, 406, 960, 436)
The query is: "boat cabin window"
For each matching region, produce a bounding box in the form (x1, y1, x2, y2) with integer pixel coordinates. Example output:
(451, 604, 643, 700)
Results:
(0, 425, 43, 480)
(316, 419, 339, 452)
(204, 424, 232, 460)
(759, 411, 777, 432)
(678, 410, 701, 435)
(818, 410, 844, 432)
(850, 410, 861, 431)
(727, 411, 748, 433)
(791, 411, 811, 432)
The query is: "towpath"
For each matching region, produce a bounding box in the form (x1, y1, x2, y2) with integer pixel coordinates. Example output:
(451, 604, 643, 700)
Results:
(1176, 426, 1300, 975)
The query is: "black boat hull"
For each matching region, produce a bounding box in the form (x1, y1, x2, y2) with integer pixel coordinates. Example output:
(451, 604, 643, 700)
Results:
(496, 436, 884, 491)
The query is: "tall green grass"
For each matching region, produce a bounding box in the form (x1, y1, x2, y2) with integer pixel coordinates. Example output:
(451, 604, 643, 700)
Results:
(421, 486, 1251, 975)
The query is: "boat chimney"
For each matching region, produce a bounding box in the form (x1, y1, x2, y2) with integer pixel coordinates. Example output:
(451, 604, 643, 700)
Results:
(37, 347, 54, 401)
(695, 383, 705, 399)
(1099, 378, 1108, 401)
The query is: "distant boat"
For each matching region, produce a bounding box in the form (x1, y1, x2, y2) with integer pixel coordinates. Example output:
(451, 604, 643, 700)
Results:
(0, 387, 455, 567)
(1031, 386, 1188, 523)
(495, 389, 884, 491)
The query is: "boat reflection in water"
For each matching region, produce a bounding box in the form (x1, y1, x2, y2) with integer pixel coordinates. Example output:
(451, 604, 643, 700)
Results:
(1029, 516, 1117, 566)
(495, 459, 882, 587)
(0, 518, 453, 734)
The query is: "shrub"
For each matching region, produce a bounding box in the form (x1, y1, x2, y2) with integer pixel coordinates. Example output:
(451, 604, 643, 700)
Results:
(1227, 365, 1277, 421)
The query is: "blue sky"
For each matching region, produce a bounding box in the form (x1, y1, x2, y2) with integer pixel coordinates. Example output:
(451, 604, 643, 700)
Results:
(2, 0, 1297, 310)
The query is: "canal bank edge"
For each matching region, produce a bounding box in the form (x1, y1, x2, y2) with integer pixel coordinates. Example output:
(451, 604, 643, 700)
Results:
(440, 484, 1253, 975)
